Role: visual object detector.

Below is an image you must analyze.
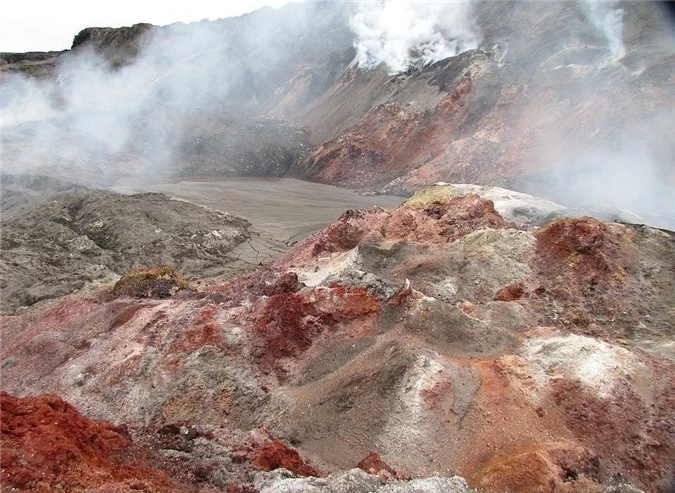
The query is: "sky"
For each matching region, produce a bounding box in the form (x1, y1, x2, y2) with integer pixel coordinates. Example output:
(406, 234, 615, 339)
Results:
(0, 0, 293, 52)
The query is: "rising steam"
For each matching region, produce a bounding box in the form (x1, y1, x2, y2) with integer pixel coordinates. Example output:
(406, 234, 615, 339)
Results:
(1, 26, 215, 180)
(582, 0, 625, 59)
(0, 5, 322, 184)
(349, 0, 480, 74)
(1, 1, 673, 229)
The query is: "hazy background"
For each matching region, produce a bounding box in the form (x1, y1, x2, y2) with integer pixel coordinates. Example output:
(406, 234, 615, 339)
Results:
(1, 1, 674, 228)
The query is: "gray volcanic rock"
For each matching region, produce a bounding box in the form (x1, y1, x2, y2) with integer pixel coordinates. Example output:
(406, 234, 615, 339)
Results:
(0, 173, 89, 211)
(0, 51, 65, 78)
(1, 1, 674, 489)
(0, 177, 287, 312)
(165, 112, 311, 178)
(1, 111, 311, 187)
(70, 23, 157, 67)
(255, 469, 474, 493)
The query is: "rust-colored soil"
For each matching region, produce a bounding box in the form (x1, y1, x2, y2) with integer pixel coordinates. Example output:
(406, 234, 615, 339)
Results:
(0, 392, 179, 492)
(1, 188, 673, 492)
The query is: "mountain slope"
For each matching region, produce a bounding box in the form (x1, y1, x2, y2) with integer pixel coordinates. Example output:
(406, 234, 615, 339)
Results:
(2, 2, 673, 226)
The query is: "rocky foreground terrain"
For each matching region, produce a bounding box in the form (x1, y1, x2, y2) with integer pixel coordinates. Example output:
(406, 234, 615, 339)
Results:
(2, 1, 674, 491)
(2, 183, 674, 492)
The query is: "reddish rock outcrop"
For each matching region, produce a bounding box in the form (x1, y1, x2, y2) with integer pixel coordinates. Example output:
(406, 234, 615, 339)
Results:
(305, 103, 429, 188)
(494, 280, 527, 301)
(549, 375, 675, 488)
(254, 283, 380, 377)
(0, 392, 178, 492)
(357, 452, 408, 480)
(251, 439, 322, 477)
(535, 217, 636, 285)
(307, 194, 514, 258)
(532, 217, 673, 339)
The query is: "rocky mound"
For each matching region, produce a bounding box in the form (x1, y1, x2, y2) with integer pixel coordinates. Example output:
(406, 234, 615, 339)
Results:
(2, 185, 673, 492)
(112, 266, 191, 299)
(0, 176, 288, 313)
(0, 392, 178, 491)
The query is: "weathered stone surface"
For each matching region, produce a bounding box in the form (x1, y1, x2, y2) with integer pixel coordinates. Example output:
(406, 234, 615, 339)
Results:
(0, 178, 286, 312)
(2, 189, 672, 492)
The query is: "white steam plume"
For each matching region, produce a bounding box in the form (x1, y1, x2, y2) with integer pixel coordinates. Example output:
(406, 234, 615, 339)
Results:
(540, 128, 675, 228)
(582, 0, 625, 59)
(0, 4, 325, 185)
(350, 0, 480, 74)
(2, 41, 191, 182)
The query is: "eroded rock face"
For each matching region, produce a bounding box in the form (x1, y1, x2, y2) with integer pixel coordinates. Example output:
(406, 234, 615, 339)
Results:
(3, 2, 673, 230)
(1, 186, 673, 492)
(0, 178, 287, 313)
(71, 23, 157, 67)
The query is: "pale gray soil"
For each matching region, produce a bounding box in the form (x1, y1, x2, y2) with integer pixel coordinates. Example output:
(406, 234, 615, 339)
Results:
(111, 177, 405, 244)
(0, 175, 403, 313)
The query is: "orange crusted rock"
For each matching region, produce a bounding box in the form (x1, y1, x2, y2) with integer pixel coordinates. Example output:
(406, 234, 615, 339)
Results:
(357, 451, 409, 480)
(494, 280, 526, 301)
(251, 439, 322, 477)
(535, 216, 634, 285)
(0, 392, 178, 492)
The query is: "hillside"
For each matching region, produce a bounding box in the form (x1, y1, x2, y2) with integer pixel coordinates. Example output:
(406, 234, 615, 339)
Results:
(2, 184, 674, 491)
(1, 2, 675, 492)
(2, 1, 673, 226)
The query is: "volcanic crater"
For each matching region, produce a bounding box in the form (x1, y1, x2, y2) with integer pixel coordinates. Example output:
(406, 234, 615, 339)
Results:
(2, 1, 675, 492)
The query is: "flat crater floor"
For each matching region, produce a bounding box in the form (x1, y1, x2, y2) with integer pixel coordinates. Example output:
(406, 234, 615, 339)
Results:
(112, 177, 405, 244)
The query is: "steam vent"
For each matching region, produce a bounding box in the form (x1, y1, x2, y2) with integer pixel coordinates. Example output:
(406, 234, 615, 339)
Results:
(1, 2, 674, 492)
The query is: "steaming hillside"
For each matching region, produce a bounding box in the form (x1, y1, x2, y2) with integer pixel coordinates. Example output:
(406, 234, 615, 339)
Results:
(2, 1, 674, 227)
(2, 2, 675, 492)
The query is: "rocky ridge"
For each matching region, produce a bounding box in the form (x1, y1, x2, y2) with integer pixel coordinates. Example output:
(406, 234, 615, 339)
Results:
(0, 175, 287, 313)
(2, 184, 673, 492)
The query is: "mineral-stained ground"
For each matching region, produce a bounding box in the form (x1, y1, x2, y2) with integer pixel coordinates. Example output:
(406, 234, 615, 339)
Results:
(2, 183, 673, 492)
(1, 1, 674, 491)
